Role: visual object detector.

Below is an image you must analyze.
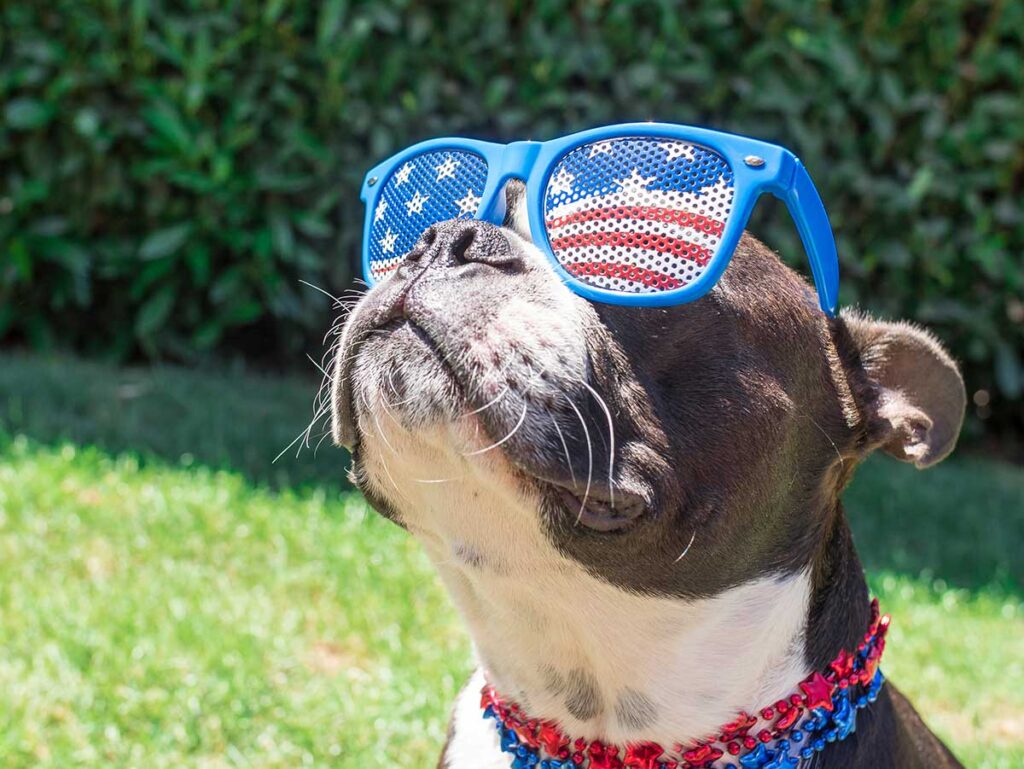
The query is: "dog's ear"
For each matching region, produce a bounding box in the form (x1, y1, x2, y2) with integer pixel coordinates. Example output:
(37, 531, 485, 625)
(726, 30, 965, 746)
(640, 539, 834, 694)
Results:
(838, 310, 966, 468)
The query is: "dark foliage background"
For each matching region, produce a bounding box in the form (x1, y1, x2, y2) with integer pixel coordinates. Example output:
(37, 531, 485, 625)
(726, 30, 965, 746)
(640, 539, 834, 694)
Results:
(1, 0, 1021, 446)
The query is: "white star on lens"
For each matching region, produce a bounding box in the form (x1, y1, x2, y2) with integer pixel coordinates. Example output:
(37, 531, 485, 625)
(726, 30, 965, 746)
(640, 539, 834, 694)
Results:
(548, 169, 575, 196)
(617, 168, 655, 192)
(373, 199, 388, 222)
(380, 228, 398, 254)
(405, 190, 430, 215)
(455, 189, 482, 216)
(588, 141, 615, 157)
(661, 141, 696, 162)
(435, 156, 460, 181)
(394, 162, 414, 186)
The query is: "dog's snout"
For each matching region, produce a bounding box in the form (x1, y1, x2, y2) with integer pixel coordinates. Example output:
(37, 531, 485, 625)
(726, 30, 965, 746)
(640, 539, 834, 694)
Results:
(407, 220, 522, 273)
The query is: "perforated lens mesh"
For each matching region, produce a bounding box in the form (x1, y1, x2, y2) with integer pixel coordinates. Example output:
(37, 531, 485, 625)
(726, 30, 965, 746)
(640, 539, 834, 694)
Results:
(543, 137, 735, 294)
(366, 149, 488, 281)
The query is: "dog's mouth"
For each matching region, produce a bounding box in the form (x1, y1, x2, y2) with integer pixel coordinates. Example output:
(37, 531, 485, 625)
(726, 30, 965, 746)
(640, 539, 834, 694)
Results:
(337, 309, 652, 533)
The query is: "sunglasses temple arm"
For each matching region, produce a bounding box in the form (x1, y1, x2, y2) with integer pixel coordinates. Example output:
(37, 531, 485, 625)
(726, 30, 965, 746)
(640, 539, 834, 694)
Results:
(782, 160, 840, 317)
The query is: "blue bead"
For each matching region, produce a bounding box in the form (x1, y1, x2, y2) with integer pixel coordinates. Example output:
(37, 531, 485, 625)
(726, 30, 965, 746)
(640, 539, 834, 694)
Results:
(800, 748, 813, 760)
(833, 691, 856, 740)
(825, 728, 837, 742)
(763, 752, 799, 769)
(739, 743, 769, 768)
(500, 727, 519, 752)
(813, 738, 825, 752)
(791, 730, 804, 743)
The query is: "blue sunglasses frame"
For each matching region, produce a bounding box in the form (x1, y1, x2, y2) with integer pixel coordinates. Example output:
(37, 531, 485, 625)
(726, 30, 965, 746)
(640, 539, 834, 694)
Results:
(359, 122, 840, 316)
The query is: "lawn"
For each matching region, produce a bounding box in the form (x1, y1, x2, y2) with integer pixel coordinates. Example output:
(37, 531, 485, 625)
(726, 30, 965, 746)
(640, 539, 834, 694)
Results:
(0, 352, 1021, 768)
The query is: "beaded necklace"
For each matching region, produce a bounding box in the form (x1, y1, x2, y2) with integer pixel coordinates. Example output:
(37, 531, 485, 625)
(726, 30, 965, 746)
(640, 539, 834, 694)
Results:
(481, 599, 889, 769)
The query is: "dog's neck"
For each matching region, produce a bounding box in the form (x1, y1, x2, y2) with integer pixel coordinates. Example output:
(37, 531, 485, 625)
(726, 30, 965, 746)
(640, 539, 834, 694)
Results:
(359, 421, 867, 749)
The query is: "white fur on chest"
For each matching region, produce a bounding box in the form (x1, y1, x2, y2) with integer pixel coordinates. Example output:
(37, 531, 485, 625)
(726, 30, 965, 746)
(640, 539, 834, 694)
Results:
(359, 414, 812, 758)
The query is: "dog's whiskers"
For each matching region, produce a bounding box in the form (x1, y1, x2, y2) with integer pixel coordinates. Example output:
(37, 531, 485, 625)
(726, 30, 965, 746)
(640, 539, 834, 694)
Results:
(802, 414, 844, 469)
(462, 401, 529, 457)
(464, 383, 510, 417)
(575, 377, 616, 508)
(561, 393, 593, 525)
(674, 530, 697, 563)
(549, 412, 578, 488)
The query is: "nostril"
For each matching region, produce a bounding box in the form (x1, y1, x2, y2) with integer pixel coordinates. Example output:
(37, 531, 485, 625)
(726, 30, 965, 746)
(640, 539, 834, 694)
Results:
(406, 227, 438, 263)
(450, 227, 476, 264)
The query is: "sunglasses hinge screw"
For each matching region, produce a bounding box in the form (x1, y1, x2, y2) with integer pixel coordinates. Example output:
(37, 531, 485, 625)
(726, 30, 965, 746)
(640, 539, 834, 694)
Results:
(744, 155, 766, 168)
(367, 176, 379, 187)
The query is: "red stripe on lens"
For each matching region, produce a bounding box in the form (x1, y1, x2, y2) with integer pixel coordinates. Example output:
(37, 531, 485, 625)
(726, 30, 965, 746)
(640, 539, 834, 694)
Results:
(550, 231, 712, 265)
(564, 260, 683, 291)
(546, 205, 725, 235)
(371, 261, 402, 275)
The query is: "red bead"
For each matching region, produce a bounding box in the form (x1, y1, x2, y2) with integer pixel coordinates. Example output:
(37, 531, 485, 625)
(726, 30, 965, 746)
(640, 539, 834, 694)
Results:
(790, 694, 804, 706)
(776, 700, 789, 714)
(760, 707, 774, 720)
(800, 672, 835, 712)
(719, 711, 757, 740)
(681, 744, 722, 764)
(623, 742, 664, 769)
(539, 721, 568, 756)
(743, 736, 757, 749)
(727, 742, 741, 755)
(589, 740, 624, 769)
(774, 706, 801, 731)
(758, 729, 772, 743)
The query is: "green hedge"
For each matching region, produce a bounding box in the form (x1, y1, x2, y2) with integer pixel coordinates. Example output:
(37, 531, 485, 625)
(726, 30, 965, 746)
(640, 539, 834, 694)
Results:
(2, 1, 1021, 441)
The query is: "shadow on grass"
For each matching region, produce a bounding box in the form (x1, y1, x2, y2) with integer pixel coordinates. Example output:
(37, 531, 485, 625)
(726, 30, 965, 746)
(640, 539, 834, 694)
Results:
(0, 351, 349, 491)
(1, 351, 1020, 597)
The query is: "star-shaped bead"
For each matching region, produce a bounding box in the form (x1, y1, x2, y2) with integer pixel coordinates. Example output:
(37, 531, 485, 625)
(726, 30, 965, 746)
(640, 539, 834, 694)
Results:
(435, 156, 460, 181)
(379, 228, 398, 254)
(763, 748, 798, 769)
(393, 162, 414, 186)
(616, 168, 655, 193)
(738, 743, 769, 769)
(800, 672, 835, 712)
(538, 722, 568, 757)
(455, 189, 481, 216)
(660, 141, 696, 162)
(548, 169, 575, 196)
(404, 190, 430, 215)
(829, 648, 854, 679)
(622, 742, 663, 769)
(373, 198, 388, 222)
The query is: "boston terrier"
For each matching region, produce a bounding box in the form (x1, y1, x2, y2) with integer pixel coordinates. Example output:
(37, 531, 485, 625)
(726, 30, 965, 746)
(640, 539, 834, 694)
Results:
(330, 184, 966, 768)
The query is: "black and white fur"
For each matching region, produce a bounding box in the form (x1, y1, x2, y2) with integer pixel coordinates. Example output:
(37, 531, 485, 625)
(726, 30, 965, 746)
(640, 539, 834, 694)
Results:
(331, 185, 966, 768)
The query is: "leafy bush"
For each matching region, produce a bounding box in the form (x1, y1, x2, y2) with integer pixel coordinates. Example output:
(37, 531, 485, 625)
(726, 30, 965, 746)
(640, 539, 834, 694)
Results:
(1, 1, 1021, 441)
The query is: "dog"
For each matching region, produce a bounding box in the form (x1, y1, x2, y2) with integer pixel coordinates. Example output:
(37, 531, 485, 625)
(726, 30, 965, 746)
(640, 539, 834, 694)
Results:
(331, 182, 966, 768)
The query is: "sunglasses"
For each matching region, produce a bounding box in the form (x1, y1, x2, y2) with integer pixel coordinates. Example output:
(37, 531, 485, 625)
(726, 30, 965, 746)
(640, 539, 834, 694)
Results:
(360, 122, 839, 316)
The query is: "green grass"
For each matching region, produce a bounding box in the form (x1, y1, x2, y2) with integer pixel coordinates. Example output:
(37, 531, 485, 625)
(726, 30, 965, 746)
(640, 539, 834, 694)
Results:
(0, 353, 1021, 768)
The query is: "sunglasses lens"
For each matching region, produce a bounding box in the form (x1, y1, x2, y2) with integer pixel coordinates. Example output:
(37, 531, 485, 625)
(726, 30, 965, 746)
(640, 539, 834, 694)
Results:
(366, 149, 488, 281)
(543, 137, 734, 294)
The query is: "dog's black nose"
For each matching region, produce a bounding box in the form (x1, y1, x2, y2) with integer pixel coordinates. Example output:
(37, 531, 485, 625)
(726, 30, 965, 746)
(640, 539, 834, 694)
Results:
(402, 220, 523, 273)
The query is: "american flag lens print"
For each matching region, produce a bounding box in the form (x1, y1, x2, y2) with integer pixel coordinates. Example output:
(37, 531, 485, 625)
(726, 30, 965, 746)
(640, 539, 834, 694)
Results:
(543, 137, 735, 294)
(367, 149, 488, 282)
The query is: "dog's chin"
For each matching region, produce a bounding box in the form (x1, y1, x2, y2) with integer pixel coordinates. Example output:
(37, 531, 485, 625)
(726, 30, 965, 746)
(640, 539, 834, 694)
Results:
(350, 320, 465, 433)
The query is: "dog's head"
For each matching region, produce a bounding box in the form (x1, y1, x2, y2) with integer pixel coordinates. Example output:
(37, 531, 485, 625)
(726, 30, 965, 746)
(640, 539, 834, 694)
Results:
(331, 184, 965, 600)
(330, 184, 966, 741)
